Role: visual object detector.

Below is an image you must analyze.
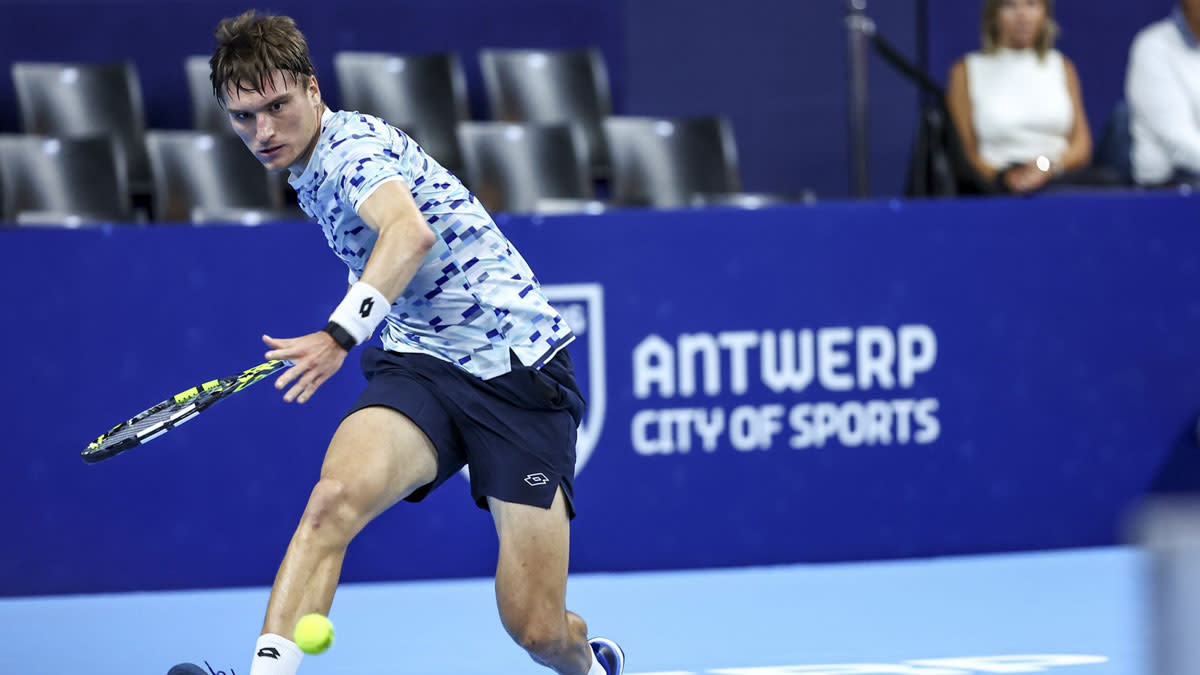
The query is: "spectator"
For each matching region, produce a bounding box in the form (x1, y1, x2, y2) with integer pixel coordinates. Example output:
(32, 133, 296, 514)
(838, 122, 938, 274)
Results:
(945, 0, 1093, 194)
(1126, 0, 1200, 187)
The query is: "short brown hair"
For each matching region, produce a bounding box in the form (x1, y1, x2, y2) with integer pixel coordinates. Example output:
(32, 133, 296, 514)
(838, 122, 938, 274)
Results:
(981, 0, 1060, 58)
(209, 10, 316, 106)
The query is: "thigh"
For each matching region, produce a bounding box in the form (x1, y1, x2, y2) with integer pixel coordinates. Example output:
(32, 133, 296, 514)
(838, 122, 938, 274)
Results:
(348, 347, 471, 503)
(490, 487, 572, 621)
(320, 405, 439, 521)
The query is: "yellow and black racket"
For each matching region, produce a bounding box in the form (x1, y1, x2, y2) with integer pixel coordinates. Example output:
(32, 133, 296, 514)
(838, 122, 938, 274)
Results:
(81, 359, 292, 464)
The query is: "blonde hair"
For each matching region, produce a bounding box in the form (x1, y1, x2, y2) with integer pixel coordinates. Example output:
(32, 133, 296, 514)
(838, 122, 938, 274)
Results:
(981, 0, 1059, 58)
(209, 10, 316, 106)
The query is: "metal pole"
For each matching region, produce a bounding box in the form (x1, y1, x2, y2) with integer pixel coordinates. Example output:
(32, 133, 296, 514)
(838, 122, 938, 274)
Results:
(846, 0, 875, 198)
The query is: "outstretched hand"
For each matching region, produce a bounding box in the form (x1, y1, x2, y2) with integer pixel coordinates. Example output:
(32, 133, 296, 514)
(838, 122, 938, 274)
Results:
(263, 331, 348, 404)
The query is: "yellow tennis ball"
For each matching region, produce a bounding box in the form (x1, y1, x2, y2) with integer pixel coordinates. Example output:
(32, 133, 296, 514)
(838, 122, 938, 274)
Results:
(293, 613, 334, 654)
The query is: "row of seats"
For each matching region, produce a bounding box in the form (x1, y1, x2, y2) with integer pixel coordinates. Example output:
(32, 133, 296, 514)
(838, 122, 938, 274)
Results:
(12, 50, 608, 180)
(205, 49, 610, 176)
(0, 116, 806, 225)
(0, 132, 293, 225)
(4, 49, 804, 224)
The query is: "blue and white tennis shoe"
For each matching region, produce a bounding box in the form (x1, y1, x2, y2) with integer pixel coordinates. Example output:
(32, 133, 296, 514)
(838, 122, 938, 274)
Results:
(589, 637, 625, 674)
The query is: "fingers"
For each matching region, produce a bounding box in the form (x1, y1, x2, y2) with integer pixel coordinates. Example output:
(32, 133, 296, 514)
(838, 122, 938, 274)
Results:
(277, 363, 318, 403)
(263, 334, 292, 361)
(275, 362, 303, 391)
(282, 359, 333, 403)
(262, 331, 345, 404)
(1010, 169, 1040, 193)
(285, 369, 327, 404)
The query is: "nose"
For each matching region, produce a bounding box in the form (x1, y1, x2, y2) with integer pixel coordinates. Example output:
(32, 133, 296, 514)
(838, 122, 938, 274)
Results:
(256, 115, 274, 143)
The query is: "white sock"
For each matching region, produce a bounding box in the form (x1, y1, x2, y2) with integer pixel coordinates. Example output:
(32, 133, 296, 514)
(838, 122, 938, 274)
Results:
(248, 633, 303, 675)
(587, 649, 608, 675)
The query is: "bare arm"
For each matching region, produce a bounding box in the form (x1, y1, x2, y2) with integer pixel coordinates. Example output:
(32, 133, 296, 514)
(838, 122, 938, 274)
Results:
(945, 58, 998, 182)
(352, 180, 437, 301)
(264, 179, 435, 404)
(1058, 57, 1093, 172)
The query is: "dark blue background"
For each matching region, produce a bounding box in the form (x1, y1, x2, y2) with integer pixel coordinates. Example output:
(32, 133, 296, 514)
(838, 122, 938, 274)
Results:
(3, 192, 1199, 596)
(0, 1, 1174, 199)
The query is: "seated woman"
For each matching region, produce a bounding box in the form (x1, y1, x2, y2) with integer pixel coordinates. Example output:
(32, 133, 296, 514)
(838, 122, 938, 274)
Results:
(945, 0, 1094, 194)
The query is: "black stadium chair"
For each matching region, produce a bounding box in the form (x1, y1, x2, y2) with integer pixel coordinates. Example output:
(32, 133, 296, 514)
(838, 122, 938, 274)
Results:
(603, 115, 742, 208)
(145, 131, 299, 224)
(11, 61, 152, 197)
(479, 48, 612, 176)
(185, 55, 231, 135)
(457, 121, 593, 215)
(334, 51, 469, 173)
(0, 133, 132, 225)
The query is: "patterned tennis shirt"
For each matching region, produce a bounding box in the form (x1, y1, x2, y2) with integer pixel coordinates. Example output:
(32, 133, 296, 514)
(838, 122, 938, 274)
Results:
(288, 108, 573, 379)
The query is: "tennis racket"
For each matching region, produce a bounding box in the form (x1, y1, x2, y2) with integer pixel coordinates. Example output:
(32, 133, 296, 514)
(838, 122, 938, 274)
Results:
(81, 359, 293, 464)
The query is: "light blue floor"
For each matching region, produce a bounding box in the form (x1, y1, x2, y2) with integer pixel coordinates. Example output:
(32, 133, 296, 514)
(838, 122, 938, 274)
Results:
(0, 547, 1149, 675)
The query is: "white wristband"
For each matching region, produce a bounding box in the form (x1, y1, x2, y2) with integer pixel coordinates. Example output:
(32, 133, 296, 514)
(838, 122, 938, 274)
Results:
(328, 281, 390, 346)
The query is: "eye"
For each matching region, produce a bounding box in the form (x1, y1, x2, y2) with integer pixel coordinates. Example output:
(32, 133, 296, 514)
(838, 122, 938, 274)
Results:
(232, 112, 250, 122)
(269, 101, 285, 112)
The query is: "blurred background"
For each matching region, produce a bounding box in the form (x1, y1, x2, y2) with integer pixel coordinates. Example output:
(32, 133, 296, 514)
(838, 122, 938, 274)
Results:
(0, 0, 1176, 207)
(3, 1, 1200, 673)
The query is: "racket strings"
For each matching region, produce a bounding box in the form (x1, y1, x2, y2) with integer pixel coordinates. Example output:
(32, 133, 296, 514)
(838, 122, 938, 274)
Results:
(81, 360, 291, 463)
(100, 391, 224, 448)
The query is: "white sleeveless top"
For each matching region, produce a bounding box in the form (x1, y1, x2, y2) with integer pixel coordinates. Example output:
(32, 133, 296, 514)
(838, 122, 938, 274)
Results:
(966, 48, 1073, 169)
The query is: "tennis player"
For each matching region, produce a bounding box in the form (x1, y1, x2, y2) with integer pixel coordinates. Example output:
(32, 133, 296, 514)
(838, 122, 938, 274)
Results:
(206, 10, 623, 675)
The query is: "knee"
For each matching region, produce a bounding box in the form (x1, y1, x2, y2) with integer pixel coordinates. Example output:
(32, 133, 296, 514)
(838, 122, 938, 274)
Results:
(299, 478, 360, 544)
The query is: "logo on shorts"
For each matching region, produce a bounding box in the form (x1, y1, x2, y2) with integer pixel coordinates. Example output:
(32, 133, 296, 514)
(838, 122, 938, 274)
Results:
(543, 283, 606, 477)
(524, 472, 549, 486)
(459, 283, 607, 485)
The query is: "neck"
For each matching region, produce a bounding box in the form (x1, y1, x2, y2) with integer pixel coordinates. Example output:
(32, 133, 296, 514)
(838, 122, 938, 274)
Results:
(998, 40, 1034, 51)
(290, 103, 326, 178)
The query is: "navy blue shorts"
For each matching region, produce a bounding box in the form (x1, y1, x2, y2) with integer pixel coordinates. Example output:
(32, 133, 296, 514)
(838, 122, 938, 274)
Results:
(346, 346, 586, 517)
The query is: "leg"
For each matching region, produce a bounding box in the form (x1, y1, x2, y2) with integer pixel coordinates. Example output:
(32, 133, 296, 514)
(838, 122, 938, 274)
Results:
(491, 486, 593, 674)
(260, 405, 438, 636)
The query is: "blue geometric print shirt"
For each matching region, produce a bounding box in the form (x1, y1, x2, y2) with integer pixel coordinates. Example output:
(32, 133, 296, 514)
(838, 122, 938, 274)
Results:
(288, 109, 574, 379)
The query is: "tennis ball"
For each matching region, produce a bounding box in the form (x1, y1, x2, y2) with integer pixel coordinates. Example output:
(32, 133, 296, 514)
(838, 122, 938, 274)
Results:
(293, 613, 334, 654)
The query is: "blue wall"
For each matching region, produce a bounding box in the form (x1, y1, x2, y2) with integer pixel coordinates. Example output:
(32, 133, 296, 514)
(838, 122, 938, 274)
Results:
(4, 192, 1199, 596)
(620, 0, 918, 198)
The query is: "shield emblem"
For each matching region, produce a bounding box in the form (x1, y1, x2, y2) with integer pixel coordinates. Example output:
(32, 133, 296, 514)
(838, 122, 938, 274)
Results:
(458, 283, 607, 481)
(542, 283, 606, 476)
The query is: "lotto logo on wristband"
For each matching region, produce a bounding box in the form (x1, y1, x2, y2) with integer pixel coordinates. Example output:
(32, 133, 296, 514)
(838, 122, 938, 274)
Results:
(330, 281, 390, 345)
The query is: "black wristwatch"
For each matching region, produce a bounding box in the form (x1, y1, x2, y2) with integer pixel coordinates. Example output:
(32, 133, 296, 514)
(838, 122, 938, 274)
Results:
(322, 321, 357, 351)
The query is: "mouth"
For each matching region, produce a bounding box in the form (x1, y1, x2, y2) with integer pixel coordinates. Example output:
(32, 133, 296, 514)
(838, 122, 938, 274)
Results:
(257, 144, 284, 160)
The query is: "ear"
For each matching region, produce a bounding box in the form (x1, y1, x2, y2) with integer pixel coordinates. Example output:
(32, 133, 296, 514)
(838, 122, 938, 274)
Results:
(307, 76, 321, 105)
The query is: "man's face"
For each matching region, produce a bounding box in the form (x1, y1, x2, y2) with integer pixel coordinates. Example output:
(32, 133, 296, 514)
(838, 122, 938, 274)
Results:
(223, 70, 322, 175)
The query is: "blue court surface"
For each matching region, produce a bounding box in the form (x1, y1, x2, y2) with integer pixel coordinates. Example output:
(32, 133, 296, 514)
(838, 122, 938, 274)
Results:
(0, 546, 1148, 674)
